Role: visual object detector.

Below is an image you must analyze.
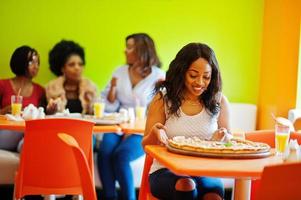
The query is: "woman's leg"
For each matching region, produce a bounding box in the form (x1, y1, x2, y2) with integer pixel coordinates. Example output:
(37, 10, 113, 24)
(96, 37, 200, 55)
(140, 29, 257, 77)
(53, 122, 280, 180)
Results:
(112, 134, 144, 200)
(149, 168, 197, 200)
(193, 176, 224, 200)
(97, 133, 122, 200)
(0, 130, 23, 151)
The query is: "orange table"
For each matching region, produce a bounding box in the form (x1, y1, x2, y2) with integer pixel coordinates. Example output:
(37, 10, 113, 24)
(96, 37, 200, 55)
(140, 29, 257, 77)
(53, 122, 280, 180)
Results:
(0, 118, 121, 133)
(0, 119, 25, 132)
(145, 145, 283, 200)
(120, 119, 145, 134)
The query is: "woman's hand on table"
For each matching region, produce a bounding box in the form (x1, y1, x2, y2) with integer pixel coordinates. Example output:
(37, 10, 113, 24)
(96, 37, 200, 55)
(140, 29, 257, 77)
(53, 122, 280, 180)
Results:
(151, 123, 168, 145)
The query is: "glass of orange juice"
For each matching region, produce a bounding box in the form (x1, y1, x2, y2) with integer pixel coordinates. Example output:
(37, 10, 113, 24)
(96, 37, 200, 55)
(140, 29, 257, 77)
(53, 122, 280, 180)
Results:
(135, 106, 146, 120)
(275, 123, 290, 156)
(11, 95, 23, 116)
(93, 98, 105, 118)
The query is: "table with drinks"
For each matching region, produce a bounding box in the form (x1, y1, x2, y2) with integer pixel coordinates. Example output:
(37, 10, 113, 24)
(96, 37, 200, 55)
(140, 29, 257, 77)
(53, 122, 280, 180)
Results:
(0, 94, 147, 134)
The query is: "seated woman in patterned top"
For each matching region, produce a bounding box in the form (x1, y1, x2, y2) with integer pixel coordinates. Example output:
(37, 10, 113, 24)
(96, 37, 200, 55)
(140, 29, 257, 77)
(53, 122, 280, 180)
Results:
(46, 40, 99, 114)
(142, 43, 231, 200)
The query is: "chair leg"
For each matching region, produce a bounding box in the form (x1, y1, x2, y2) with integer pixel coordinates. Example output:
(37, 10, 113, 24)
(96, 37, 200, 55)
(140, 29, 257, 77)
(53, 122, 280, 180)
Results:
(12, 184, 21, 200)
(44, 195, 56, 200)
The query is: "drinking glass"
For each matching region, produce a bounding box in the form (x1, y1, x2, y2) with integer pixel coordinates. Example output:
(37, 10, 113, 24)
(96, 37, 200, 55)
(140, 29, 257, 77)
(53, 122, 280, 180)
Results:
(11, 95, 23, 116)
(93, 99, 105, 118)
(275, 124, 290, 156)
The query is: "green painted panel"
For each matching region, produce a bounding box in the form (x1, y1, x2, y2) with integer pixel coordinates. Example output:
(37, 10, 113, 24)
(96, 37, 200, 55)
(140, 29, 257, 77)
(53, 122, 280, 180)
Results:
(0, 0, 264, 103)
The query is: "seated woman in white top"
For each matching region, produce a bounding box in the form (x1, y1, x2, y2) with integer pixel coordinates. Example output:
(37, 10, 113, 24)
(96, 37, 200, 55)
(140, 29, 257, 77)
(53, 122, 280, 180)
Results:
(142, 43, 231, 200)
(97, 33, 165, 200)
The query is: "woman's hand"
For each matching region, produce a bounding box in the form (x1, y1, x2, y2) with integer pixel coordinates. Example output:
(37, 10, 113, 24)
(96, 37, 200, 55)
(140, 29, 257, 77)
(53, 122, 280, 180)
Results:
(151, 123, 168, 145)
(211, 128, 231, 142)
(84, 91, 94, 114)
(108, 77, 117, 103)
(46, 98, 60, 114)
(0, 105, 11, 115)
(110, 77, 117, 87)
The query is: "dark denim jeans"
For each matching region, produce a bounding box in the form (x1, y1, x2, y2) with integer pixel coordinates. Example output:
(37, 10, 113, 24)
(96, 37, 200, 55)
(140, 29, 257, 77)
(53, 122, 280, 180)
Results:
(149, 168, 224, 200)
(97, 133, 144, 200)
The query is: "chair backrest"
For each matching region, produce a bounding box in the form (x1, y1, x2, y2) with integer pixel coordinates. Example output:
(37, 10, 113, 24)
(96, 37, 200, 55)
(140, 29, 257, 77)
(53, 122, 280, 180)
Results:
(256, 162, 301, 200)
(15, 118, 95, 198)
(294, 117, 301, 131)
(58, 133, 97, 200)
(244, 130, 275, 147)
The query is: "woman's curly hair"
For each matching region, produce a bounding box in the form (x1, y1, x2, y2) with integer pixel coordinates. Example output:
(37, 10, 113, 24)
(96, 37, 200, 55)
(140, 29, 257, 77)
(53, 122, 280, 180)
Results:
(155, 43, 222, 116)
(49, 40, 85, 76)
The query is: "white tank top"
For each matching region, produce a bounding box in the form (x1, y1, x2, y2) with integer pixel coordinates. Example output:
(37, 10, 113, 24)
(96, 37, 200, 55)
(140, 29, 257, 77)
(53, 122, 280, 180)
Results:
(149, 91, 220, 174)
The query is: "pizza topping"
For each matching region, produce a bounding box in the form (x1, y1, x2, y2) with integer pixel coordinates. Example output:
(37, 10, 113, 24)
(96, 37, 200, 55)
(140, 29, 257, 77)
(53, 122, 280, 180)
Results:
(168, 136, 270, 154)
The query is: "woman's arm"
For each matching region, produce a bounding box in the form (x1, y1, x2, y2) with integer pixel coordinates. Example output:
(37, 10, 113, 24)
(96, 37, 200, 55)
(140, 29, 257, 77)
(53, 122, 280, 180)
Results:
(211, 94, 231, 141)
(0, 105, 11, 115)
(0, 80, 10, 114)
(142, 93, 167, 149)
(107, 77, 117, 103)
(218, 94, 231, 131)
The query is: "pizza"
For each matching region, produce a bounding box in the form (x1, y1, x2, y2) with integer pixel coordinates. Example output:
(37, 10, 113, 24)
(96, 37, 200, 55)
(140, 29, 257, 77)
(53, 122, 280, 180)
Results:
(168, 136, 270, 154)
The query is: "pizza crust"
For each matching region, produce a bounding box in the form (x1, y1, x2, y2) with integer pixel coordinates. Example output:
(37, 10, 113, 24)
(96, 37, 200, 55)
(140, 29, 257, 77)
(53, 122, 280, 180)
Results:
(168, 136, 270, 154)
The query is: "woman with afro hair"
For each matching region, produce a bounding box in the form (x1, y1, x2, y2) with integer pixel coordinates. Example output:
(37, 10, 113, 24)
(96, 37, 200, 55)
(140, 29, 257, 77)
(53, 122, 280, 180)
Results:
(46, 40, 99, 114)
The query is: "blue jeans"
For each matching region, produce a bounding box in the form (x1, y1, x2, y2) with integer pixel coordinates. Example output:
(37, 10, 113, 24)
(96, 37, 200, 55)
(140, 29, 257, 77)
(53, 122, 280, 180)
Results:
(149, 168, 224, 200)
(97, 133, 144, 200)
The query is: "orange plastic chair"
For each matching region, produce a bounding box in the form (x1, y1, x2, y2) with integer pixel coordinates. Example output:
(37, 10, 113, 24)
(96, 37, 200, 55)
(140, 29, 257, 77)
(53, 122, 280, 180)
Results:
(14, 118, 95, 199)
(256, 162, 301, 200)
(58, 133, 97, 200)
(294, 117, 301, 131)
(245, 130, 301, 200)
(138, 154, 158, 200)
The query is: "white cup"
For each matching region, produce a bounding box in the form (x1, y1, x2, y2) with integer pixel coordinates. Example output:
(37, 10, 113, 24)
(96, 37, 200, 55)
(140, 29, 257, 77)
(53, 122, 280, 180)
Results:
(128, 107, 135, 122)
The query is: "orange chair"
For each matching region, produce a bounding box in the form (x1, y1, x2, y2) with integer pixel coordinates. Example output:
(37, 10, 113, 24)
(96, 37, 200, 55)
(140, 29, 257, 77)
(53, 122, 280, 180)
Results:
(256, 162, 301, 200)
(138, 154, 157, 200)
(245, 130, 301, 200)
(58, 133, 97, 200)
(294, 117, 301, 131)
(14, 118, 95, 199)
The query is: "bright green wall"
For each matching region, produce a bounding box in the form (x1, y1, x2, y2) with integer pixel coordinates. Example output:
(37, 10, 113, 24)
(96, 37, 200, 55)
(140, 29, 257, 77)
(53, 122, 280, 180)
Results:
(0, 0, 263, 103)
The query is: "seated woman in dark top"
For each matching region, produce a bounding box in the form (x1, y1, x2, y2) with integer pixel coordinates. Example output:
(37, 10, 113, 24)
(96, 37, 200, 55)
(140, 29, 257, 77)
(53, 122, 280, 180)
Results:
(46, 40, 99, 114)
